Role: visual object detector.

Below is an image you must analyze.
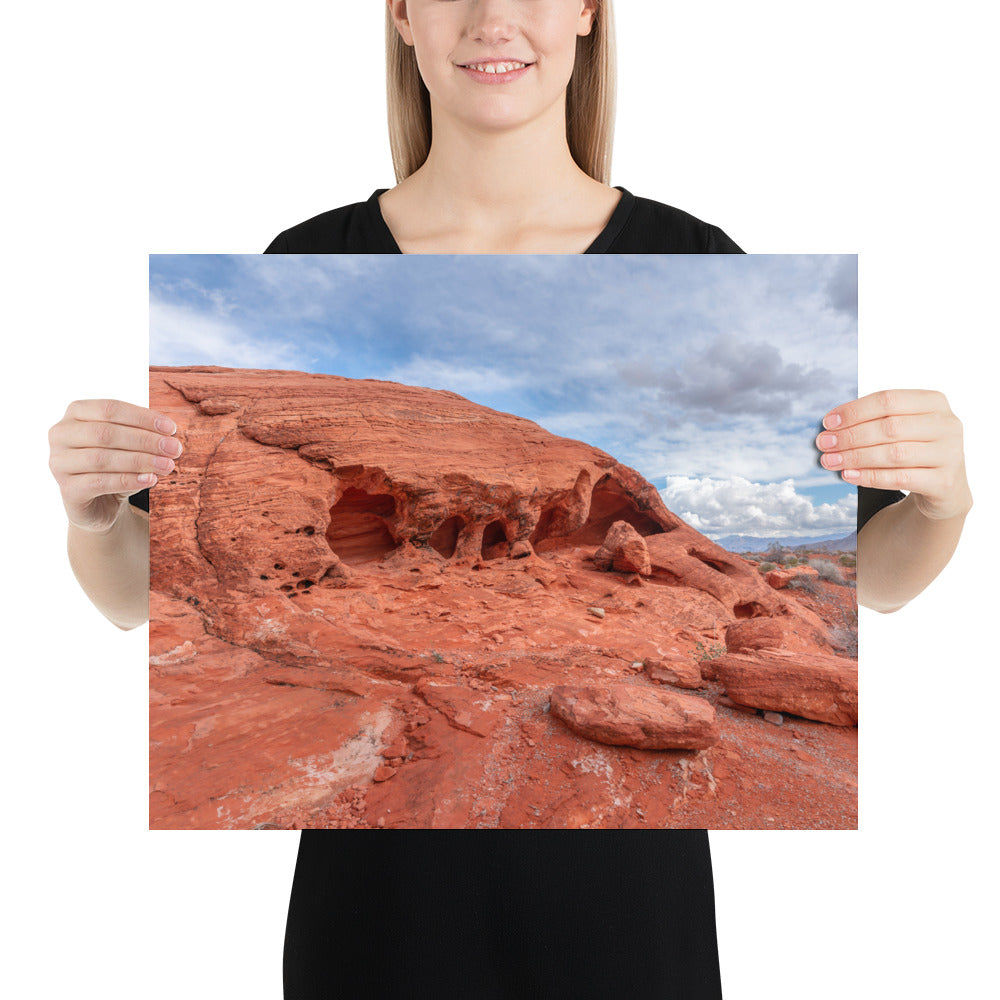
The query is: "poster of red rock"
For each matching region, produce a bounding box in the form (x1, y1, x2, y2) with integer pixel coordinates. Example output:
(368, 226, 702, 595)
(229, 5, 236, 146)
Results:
(149, 254, 859, 829)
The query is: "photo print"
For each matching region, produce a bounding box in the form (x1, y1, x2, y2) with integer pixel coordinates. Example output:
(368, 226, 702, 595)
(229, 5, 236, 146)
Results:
(149, 254, 859, 830)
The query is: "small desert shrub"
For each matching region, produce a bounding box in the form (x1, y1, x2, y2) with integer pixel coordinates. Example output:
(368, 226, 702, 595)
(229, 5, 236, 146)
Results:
(692, 641, 726, 661)
(787, 575, 821, 596)
(783, 554, 799, 566)
(808, 558, 845, 583)
(828, 626, 858, 657)
(839, 554, 857, 568)
(758, 562, 778, 574)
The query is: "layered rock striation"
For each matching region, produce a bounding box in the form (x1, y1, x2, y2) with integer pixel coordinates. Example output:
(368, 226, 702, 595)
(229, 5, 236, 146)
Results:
(149, 367, 857, 830)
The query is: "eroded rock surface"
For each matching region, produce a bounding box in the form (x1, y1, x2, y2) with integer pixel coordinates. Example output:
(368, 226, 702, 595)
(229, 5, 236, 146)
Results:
(550, 683, 719, 750)
(644, 657, 704, 690)
(711, 652, 859, 726)
(149, 367, 858, 830)
(593, 520, 652, 576)
(725, 618, 786, 654)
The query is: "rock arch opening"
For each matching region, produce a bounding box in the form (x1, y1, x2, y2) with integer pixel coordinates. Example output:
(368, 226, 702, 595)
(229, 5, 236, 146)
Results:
(429, 515, 466, 559)
(734, 601, 768, 619)
(532, 472, 665, 550)
(326, 488, 399, 565)
(481, 520, 509, 560)
(530, 469, 591, 550)
(567, 476, 665, 545)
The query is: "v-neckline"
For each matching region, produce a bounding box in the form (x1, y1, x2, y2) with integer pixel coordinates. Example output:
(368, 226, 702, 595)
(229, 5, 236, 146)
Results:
(366, 187, 635, 254)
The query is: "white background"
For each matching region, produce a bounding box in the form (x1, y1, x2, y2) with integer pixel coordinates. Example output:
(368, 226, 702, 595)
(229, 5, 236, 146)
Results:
(4, 2, 996, 998)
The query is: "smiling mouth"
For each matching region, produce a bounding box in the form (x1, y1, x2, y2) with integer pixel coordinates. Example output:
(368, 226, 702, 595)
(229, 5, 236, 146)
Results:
(459, 61, 531, 74)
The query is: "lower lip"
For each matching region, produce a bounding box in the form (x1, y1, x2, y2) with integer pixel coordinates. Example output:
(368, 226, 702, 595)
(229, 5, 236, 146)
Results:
(458, 64, 532, 85)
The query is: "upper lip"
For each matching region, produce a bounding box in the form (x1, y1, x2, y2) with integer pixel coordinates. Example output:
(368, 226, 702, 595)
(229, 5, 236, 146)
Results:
(458, 58, 533, 67)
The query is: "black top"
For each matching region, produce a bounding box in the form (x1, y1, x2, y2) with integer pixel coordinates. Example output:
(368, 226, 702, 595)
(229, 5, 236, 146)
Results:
(265, 187, 743, 254)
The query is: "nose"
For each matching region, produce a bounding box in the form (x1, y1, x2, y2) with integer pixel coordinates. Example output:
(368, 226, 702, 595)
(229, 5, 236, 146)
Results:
(467, 0, 517, 46)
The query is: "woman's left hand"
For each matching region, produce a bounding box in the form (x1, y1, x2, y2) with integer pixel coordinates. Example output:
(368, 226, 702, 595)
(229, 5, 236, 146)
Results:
(816, 389, 972, 521)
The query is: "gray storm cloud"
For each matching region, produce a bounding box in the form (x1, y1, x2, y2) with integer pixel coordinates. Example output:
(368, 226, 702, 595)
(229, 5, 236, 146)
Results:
(825, 256, 858, 319)
(620, 334, 832, 422)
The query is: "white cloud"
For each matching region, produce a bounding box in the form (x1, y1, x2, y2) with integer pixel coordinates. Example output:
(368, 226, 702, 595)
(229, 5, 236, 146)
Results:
(660, 476, 857, 537)
(149, 296, 309, 370)
(383, 357, 528, 400)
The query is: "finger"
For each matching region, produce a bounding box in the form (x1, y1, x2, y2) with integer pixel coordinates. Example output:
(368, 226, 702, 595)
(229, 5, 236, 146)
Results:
(823, 389, 949, 432)
(836, 465, 941, 493)
(61, 471, 161, 507)
(52, 447, 177, 477)
(59, 421, 183, 459)
(819, 440, 951, 473)
(62, 399, 177, 435)
(815, 412, 942, 453)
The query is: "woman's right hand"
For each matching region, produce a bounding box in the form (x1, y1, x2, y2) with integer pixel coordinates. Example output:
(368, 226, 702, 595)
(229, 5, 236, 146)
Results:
(48, 399, 181, 532)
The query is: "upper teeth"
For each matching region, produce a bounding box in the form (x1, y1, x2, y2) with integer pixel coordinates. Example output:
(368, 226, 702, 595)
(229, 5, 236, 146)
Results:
(466, 62, 526, 74)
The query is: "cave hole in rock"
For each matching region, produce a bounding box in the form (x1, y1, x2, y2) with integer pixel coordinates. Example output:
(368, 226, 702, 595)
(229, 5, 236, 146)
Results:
(688, 549, 740, 576)
(530, 468, 591, 549)
(481, 520, 509, 560)
(557, 475, 665, 546)
(734, 601, 768, 619)
(429, 515, 466, 559)
(326, 487, 400, 565)
(647, 567, 685, 588)
(530, 504, 562, 548)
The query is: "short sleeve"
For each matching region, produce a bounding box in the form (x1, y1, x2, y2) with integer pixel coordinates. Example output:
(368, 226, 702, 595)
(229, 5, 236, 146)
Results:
(705, 224, 743, 254)
(264, 233, 290, 254)
(858, 486, 904, 532)
(129, 489, 150, 512)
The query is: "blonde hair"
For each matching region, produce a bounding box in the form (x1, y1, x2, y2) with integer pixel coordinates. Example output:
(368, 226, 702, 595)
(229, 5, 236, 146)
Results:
(385, 1, 617, 184)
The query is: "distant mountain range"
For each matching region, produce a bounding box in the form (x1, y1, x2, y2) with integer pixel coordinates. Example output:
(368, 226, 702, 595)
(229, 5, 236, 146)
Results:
(710, 531, 857, 553)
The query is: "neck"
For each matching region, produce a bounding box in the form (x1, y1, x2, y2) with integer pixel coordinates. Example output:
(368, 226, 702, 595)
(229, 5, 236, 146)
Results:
(409, 100, 591, 222)
(380, 94, 618, 252)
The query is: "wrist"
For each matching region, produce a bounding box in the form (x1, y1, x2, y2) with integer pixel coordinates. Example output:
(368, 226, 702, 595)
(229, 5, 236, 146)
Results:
(911, 485, 973, 523)
(66, 496, 129, 536)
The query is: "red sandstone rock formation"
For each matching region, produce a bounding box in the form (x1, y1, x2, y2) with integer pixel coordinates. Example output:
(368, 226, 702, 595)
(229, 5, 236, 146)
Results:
(550, 684, 719, 750)
(593, 520, 652, 576)
(725, 618, 787, 654)
(710, 651, 858, 726)
(644, 656, 704, 690)
(149, 367, 857, 830)
(766, 565, 820, 590)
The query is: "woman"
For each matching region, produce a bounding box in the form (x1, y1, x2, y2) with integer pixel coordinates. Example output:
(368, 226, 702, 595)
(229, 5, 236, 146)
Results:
(48, 2, 971, 997)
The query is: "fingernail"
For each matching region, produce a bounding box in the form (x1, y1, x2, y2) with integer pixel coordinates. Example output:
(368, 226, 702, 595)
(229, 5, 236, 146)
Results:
(154, 456, 174, 473)
(817, 433, 838, 449)
(822, 453, 843, 469)
(824, 414, 843, 429)
(842, 469, 860, 481)
(159, 437, 182, 457)
(155, 417, 176, 435)
(138, 473, 157, 485)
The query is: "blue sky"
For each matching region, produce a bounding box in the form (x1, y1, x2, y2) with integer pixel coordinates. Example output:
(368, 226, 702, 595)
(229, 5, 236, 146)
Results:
(149, 254, 858, 539)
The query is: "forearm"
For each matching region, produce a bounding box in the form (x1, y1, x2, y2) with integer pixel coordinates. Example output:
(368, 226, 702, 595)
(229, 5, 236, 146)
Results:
(857, 492, 971, 613)
(67, 503, 150, 629)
